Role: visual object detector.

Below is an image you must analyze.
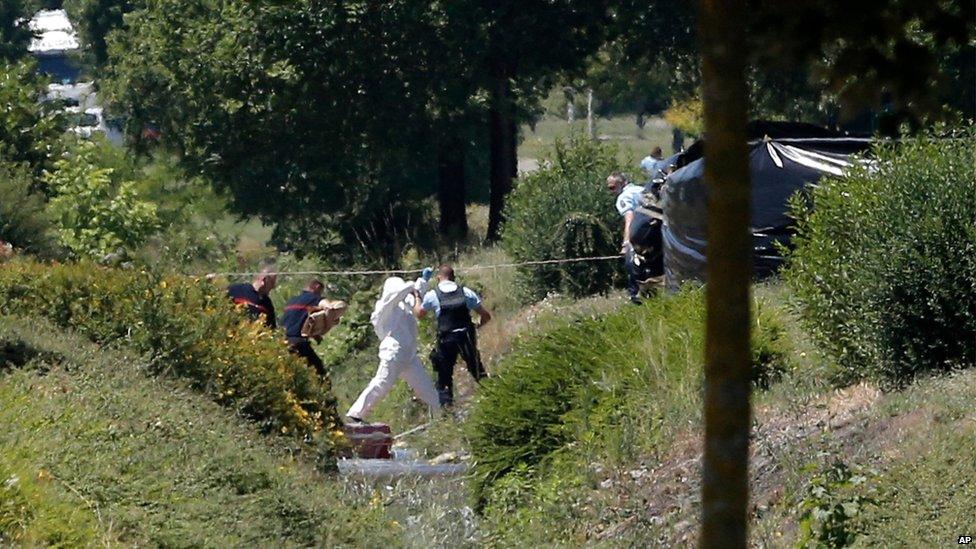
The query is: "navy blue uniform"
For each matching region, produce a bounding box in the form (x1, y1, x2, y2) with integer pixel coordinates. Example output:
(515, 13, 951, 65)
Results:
(281, 291, 321, 339)
(280, 290, 326, 377)
(227, 283, 276, 329)
(426, 284, 486, 406)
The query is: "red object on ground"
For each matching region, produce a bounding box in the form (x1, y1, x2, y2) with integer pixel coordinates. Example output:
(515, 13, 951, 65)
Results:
(343, 423, 393, 459)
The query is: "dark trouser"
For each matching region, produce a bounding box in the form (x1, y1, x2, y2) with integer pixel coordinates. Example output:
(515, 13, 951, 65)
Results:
(429, 327, 486, 406)
(288, 338, 325, 378)
(626, 211, 664, 297)
(624, 247, 641, 297)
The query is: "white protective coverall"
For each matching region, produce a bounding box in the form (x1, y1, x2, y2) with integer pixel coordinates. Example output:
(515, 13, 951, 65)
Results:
(346, 276, 440, 419)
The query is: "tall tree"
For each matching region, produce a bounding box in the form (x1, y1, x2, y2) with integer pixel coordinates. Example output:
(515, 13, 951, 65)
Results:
(746, 0, 976, 128)
(0, 62, 66, 183)
(697, 0, 751, 545)
(695, 1, 973, 544)
(63, 0, 134, 67)
(472, 0, 614, 241)
(106, 0, 442, 262)
(0, 0, 33, 63)
(422, 1, 491, 240)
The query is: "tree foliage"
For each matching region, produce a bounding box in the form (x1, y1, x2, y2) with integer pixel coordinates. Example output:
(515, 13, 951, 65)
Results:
(104, 0, 619, 252)
(500, 135, 622, 301)
(0, 0, 33, 63)
(663, 96, 704, 138)
(63, 0, 135, 67)
(747, 0, 975, 127)
(0, 161, 59, 255)
(0, 61, 66, 183)
(46, 141, 160, 258)
(105, 0, 456, 261)
(599, 0, 975, 130)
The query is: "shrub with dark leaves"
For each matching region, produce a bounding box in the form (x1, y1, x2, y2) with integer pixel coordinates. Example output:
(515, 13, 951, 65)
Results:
(785, 129, 976, 384)
(501, 135, 623, 301)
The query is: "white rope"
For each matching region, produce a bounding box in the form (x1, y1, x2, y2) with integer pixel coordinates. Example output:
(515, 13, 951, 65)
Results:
(205, 253, 623, 279)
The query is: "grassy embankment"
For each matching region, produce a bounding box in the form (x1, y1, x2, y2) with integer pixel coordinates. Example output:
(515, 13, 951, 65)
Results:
(6, 276, 969, 546)
(0, 316, 396, 546)
(459, 282, 976, 546)
(325, 262, 976, 546)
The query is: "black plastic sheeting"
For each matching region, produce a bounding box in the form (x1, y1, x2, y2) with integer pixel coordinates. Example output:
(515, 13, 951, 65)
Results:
(661, 129, 871, 289)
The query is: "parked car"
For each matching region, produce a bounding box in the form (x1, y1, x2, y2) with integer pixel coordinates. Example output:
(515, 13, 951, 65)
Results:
(46, 81, 94, 109)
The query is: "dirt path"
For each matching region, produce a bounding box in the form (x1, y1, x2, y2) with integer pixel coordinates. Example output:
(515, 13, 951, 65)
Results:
(593, 382, 888, 544)
(517, 157, 540, 174)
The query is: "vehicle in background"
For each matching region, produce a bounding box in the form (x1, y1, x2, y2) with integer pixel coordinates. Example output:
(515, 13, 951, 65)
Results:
(28, 10, 83, 84)
(65, 106, 101, 138)
(64, 106, 122, 143)
(45, 81, 95, 109)
(27, 9, 122, 144)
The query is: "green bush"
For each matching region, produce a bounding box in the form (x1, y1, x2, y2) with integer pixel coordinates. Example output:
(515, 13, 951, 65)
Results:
(0, 162, 59, 256)
(0, 259, 343, 461)
(466, 288, 790, 511)
(797, 461, 875, 548)
(46, 141, 161, 259)
(501, 135, 624, 300)
(785, 130, 976, 384)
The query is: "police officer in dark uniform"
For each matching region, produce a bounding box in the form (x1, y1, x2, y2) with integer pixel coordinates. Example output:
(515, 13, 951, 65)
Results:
(280, 279, 327, 377)
(226, 268, 277, 328)
(417, 265, 491, 406)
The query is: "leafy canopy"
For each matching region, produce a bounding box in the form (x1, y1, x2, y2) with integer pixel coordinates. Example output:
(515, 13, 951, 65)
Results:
(0, 61, 66, 183)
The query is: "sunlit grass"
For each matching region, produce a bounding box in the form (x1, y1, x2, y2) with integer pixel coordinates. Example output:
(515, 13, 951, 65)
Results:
(0, 316, 396, 546)
(518, 115, 680, 172)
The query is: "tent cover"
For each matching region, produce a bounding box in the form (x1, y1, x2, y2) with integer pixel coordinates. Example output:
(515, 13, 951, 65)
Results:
(661, 122, 871, 288)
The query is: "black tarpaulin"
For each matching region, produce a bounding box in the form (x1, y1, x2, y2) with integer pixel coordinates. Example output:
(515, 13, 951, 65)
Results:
(661, 133, 871, 289)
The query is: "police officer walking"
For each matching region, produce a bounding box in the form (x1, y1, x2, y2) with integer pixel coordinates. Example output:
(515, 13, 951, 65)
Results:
(418, 265, 492, 407)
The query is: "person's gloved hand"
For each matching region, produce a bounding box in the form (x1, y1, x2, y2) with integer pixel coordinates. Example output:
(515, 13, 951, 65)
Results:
(421, 267, 434, 281)
(414, 276, 428, 293)
(620, 241, 633, 255)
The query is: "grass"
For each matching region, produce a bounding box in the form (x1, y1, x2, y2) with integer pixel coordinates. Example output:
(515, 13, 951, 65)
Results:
(460, 280, 976, 545)
(0, 316, 396, 546)
(215, 216, 275, 260)
(0, 452, 107, 546)
(518, 115, 682, 173)
(854, 371, 976, 545)
(749, 367, 976, 547)
(464, 286, 791, 545)
(4, 270, 973, 546)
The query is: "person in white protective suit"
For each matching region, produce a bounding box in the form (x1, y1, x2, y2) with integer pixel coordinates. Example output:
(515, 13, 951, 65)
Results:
(346, 269, 441, 422)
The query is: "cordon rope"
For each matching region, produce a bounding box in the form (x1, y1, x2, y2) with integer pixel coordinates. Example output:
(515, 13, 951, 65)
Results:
(205, 253, 624, 279)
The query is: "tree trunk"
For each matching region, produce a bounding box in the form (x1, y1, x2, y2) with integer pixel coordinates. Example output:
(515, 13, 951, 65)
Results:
(437, 138, 468, 240)
(697, 0, 752, 548)
(587, 88, 595, 139)
(487, 73, 517, 242)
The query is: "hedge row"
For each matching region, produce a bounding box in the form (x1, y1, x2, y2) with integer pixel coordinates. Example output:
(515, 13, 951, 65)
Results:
(0, 259, 342, 458)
